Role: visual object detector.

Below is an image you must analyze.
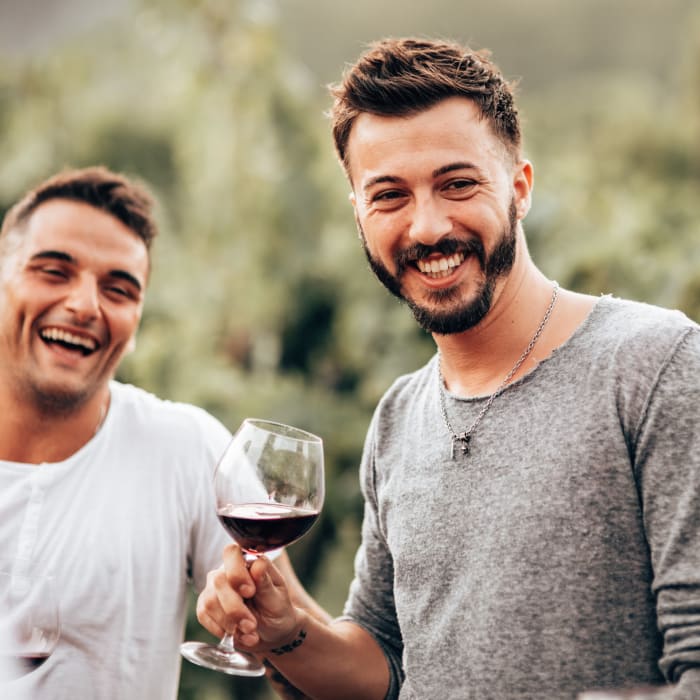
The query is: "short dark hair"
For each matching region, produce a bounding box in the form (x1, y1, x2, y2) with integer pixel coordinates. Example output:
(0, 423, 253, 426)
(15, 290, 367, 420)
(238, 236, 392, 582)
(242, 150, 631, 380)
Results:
(329, 37, 522, 171)
(0, 165, 158, 249)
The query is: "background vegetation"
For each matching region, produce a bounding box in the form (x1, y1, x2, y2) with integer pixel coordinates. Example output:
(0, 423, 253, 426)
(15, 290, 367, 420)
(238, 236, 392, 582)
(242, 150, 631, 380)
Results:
(1, 0, 699, 697)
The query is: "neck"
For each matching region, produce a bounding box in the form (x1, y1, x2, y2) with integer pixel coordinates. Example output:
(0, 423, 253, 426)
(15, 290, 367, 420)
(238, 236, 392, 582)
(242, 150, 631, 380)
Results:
(0, 388, 110, 464)
(435, 264, 557, 397)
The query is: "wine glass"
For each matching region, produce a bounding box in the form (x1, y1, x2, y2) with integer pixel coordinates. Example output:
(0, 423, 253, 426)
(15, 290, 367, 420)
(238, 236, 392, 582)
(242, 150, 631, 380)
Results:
(0, 563, 60, 682)
(181, 418, 324, 676)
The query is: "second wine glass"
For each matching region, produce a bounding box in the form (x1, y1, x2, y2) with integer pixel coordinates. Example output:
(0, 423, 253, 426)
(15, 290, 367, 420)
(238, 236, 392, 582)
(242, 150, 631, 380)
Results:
(180, 418, 324, 676)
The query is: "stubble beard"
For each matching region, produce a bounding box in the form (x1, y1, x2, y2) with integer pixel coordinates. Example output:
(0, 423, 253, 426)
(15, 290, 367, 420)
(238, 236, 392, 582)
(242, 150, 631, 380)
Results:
(10, 354, 99, 417)
(24, 378, 93, 417)
(359, 200, 518, 334)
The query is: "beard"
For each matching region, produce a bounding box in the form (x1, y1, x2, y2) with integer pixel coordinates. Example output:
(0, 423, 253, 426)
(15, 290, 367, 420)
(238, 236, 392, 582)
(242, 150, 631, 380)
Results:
(21, 378, 93, 417)
(359, 199, 518, 334)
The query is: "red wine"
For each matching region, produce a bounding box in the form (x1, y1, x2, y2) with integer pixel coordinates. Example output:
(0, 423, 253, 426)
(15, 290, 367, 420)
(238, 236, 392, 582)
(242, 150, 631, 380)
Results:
(217, 503, 319, 554)
(0, 653, 50, 679)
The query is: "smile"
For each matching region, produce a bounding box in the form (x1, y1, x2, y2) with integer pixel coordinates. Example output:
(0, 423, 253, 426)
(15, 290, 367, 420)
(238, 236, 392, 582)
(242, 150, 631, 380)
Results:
(415, 253, 465, 279)
(40, 327, 99, 355)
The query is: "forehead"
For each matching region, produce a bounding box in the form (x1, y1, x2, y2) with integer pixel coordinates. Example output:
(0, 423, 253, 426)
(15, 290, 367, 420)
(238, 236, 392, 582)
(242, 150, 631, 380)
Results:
(7, 198, 149, 282)
(346, 97, 509, 186)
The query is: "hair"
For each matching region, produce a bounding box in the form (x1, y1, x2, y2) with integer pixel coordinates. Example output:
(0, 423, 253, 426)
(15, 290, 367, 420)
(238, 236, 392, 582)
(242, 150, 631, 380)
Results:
(0, 165, 158, 249)
(329, 37, 522, 171)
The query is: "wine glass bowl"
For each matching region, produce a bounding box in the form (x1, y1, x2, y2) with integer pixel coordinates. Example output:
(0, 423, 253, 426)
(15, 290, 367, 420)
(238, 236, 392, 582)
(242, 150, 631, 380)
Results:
(181, 418, 324, 676)
(215, 419, 324, 557)
(0, 564, 60, 681)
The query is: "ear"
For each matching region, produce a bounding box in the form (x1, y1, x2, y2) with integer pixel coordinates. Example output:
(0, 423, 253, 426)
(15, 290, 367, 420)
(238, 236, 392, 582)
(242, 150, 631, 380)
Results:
(349, 191, 364, 241)
(512, 159, 534, 220)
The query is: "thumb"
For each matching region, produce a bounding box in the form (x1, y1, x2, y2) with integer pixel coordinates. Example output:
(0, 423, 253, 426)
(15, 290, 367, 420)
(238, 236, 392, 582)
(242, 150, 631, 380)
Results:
(248, 557, 290, 607)
(246, 557, 298, 638)
(248, 556, 275, 591)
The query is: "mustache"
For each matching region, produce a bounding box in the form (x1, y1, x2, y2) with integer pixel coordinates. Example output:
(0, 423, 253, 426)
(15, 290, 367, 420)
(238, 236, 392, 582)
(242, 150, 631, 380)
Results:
(395, 237, 486, 275)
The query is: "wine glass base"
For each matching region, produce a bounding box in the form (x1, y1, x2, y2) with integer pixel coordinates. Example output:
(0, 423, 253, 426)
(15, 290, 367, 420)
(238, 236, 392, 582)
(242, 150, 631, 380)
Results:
(180, 641, 266, 677)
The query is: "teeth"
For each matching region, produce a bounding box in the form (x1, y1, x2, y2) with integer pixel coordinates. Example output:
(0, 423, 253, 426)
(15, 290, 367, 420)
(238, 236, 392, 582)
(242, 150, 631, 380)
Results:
(40, 328, 97, 352)
(417, 253, 465, 278)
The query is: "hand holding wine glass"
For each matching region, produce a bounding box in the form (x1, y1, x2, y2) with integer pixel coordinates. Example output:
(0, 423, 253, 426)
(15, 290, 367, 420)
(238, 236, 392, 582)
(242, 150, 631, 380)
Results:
(0, 564, 60, 682)
(181, 418, 324, 676)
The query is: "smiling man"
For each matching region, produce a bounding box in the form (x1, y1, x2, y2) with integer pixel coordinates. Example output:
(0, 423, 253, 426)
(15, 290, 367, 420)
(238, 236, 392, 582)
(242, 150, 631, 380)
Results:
(196, 38, 700, 700)
(0, 194, 149, 445)
(0, 166, 324, 699)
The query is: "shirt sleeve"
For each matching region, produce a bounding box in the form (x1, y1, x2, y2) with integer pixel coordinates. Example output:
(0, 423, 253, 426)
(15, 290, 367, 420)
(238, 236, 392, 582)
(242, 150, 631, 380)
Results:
(340, 411, 404, 700)
(635, 327, 700, 689)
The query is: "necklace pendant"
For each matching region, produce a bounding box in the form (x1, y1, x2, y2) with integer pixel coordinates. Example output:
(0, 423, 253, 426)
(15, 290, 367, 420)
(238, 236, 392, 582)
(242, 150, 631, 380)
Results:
(451, 433, 471, 459)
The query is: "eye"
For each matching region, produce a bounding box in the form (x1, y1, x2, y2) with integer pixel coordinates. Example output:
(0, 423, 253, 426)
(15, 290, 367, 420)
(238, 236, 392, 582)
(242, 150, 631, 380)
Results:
(104, 284, 137, 301)
(443, 178, 478, 196)
(374, 189, 403, 200)
(107, 286, 128, 297)
(369, 188, 408, 210)
(39, 266, 69, 280)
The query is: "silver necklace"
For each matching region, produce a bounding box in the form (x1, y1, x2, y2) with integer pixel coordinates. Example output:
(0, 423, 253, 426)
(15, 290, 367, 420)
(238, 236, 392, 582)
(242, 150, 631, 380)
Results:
(438, 282, 559, 459)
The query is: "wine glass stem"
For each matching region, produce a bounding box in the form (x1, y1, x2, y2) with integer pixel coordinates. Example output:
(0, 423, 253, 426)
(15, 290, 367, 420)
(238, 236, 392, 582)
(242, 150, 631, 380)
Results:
(219, 633, 236, 653)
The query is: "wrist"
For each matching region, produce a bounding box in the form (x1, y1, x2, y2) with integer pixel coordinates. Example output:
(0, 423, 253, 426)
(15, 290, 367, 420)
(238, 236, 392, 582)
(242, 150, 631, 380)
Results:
(270, 627, 307, 656)
(267, 607, 309, 656)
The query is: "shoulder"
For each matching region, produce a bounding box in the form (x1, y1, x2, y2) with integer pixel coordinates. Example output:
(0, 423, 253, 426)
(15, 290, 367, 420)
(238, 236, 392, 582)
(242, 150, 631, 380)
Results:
(597, 295, 696, 331)
(587, 296, 698, 358)
(108, 381, 232, 450)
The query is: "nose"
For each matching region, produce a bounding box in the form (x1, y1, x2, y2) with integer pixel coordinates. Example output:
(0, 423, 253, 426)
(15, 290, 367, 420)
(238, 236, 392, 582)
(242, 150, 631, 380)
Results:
(407, 194, 453, 246)
(64, 275, 99, 322)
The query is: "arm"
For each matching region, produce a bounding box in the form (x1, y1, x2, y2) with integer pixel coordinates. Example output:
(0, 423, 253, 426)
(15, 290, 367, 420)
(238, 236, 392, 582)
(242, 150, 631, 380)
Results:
(637, 328, 700, 691)
(197, 544, 390, 700)
(264, 551, 333, 700)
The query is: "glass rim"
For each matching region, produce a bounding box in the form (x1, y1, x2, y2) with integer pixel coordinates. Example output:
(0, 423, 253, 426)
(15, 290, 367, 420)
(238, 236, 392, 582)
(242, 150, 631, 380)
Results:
(240, 418, 323, 444)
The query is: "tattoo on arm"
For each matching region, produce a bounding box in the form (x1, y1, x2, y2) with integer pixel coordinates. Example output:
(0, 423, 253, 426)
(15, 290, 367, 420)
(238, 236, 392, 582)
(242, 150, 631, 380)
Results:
(270, 628, 307, 656)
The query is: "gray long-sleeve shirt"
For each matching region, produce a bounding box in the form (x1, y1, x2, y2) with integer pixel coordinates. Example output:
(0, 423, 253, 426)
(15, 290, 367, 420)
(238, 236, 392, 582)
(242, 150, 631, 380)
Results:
(342, 296, 700, 699)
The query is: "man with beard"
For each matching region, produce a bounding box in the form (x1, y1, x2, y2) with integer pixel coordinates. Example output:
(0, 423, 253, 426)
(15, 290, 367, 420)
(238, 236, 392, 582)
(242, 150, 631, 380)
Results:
(0, 166, 327, 699)
(195, 38, 700, 699)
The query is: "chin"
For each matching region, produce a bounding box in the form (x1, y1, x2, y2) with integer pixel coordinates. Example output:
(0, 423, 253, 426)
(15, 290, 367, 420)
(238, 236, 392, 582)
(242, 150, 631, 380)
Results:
(407, 285, 494, 334)
(29, 382, 92, 414)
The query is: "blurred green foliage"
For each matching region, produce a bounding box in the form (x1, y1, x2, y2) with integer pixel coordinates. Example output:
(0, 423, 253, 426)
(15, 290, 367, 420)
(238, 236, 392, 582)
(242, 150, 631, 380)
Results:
(1, 0, 699, 697)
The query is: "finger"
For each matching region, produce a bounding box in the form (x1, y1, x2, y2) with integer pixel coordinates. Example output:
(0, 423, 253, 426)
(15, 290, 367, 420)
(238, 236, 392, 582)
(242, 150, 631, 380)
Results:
(212, 567, 259, 628)
(247, 557, 286, 604)
(258, 556, 287, 589)
(197, 567, 258, 637)
(249, 556, 291, 594)
(196, 572, 232, 631)
(195, 608, 225, 639)
(235, 624, 261, 648)
(245, 558, 299, 635)
(221, 545, 256, 599)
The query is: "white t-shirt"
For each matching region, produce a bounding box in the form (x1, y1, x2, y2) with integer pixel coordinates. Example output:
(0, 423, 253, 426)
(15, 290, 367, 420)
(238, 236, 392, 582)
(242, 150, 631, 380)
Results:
(0, 381, 233, 699)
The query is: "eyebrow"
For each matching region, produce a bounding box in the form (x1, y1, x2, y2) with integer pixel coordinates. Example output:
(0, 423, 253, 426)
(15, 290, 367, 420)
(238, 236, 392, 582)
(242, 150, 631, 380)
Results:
(31, 250, 74, 264)
(30, 250, 144, 292)
(432, 161, 481, 178)
(363, 161, 482, 192)
(363, 174, 402, 192)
